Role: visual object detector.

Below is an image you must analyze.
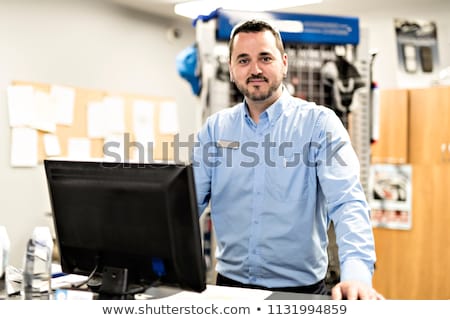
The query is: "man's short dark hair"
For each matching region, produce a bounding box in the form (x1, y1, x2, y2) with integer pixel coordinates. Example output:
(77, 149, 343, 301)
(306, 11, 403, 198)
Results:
(228, 20, 285, 62)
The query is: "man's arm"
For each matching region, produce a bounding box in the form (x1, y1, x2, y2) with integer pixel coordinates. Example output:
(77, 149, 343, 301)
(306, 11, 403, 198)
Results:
(313, 109, 381, 299)
(192, 120, 213, 216)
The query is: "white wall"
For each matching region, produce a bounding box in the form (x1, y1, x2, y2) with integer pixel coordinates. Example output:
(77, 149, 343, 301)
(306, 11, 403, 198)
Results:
(0, 0, 200, 267)
(362, 13, 449, 89)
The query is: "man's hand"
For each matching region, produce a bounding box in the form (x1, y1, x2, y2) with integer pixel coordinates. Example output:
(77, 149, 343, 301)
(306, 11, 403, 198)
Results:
(331, 280, 385, 300)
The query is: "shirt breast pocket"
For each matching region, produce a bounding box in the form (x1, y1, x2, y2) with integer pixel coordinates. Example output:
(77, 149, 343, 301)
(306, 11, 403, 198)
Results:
(267, 151, 311, 202)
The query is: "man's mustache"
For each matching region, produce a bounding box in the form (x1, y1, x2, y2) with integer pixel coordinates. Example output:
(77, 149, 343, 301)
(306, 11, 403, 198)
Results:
(246, 76, 268, 83)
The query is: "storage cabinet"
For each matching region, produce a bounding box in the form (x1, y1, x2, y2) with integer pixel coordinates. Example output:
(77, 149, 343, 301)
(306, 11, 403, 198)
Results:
(371, 89, 409, 164)
(371, 86, 450, 299)
(409, 87, 450, 164)
(373, 165, 450, 299)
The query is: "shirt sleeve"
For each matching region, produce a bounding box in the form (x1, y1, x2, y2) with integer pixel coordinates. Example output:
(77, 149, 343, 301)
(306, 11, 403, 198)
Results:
(340, 259, 373, 286)
(312, 109, 376, 286)
(192, 118, 213, 216)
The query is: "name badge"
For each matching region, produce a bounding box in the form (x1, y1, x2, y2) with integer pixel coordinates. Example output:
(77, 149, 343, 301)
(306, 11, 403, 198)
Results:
(217, 140, 240, 149)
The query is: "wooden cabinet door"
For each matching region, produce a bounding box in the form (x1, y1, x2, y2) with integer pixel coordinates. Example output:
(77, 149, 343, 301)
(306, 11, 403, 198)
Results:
(371, 89, 409, 164)
(409, 87, 450, 165)
(372, 165, 450, 299)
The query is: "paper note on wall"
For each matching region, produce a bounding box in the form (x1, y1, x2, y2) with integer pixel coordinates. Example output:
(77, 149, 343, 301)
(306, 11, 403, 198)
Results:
(7, 85, 34, 127)
(132, 100, 155, 163)
(43, 134, 61, 157)
(159, 101, 179, 134)
(87, 101, 108, 138)
(67, 138, 91, 160)
(133, 100, 155, 142)
(10, 127, 38, 167)
(103, 96, 125, 134)
(88, 98, 125, 138)
(50, 85, 75, 126)
(30, 90, 57, 133)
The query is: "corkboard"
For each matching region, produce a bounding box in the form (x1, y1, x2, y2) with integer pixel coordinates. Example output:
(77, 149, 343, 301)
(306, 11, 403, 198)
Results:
(12, 80, 176, 162)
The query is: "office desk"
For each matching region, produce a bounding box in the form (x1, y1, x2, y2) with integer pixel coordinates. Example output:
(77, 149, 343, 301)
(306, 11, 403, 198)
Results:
(8, 278, 330, 300)
(140, 284, 331, 300)
(267, 291, 330, 300)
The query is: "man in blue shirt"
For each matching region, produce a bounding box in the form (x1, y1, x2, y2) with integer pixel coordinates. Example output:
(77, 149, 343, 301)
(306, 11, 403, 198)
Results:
(193, 19, 383, 300)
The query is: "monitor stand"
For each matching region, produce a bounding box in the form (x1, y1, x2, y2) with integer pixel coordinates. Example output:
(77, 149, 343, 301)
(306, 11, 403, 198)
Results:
(96, 266, 145, 300)
(92, 266, 182, 300)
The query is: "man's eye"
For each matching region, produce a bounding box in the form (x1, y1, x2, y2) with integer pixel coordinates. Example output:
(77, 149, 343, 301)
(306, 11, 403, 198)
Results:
(262, 57, 272, 62)
(238, 59, 249, 64)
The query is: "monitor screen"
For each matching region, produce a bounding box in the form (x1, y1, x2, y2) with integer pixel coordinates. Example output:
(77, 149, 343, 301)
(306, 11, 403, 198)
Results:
(44, 160, 206, 298)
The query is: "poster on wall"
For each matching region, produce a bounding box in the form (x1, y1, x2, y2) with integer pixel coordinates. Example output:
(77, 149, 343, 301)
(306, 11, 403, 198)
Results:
(394, 18, 440, 88)
(368, 164, 412, 230)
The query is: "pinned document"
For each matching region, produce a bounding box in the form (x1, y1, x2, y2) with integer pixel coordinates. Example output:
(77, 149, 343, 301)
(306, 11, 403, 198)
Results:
(67, 138, 91, 160)
(50, 85, 75, 126)
(31, 90, 57, 133)
(43, 134, 61, 157)
(159, 101, 179, 134)
(7, 85, 34, 127)
(10, 127, 38, 167)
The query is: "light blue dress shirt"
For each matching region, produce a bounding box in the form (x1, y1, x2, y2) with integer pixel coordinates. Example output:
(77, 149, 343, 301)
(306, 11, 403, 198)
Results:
(193, 89, 376, 288)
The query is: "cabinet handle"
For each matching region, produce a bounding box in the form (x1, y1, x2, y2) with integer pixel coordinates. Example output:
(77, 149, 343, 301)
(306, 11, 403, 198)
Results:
(447, 143, 450, 163)
(441, 143, 447, 162)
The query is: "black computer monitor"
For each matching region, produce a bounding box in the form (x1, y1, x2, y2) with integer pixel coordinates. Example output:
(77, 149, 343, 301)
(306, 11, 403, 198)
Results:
(44, 159, 206, 298)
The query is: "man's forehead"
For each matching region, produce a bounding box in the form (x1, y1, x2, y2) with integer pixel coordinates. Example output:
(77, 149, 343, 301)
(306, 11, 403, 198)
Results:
(233, 31, 276, 47)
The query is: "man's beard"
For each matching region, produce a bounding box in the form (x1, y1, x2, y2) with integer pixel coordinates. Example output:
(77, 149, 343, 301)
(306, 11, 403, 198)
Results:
(235, 76, 282, 102)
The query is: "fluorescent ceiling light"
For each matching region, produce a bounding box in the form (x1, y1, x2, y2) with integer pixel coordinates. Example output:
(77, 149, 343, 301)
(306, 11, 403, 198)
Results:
(174, 0, 322, 19)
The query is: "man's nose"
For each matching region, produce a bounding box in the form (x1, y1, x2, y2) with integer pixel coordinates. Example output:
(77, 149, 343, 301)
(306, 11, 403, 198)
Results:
(249, 61, 262, 75)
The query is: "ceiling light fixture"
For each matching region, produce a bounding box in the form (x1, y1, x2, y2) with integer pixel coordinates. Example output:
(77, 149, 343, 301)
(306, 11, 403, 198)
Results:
(174, 0, 322, 19)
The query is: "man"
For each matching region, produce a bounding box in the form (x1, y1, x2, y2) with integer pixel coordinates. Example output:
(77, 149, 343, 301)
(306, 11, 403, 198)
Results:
(193, 19, 383, 300)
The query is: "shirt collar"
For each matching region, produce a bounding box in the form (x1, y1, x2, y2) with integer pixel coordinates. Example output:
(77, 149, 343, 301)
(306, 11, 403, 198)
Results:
(241, 86, 290, 125)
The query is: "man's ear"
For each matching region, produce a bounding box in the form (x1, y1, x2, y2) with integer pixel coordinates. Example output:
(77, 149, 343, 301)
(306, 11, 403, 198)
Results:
(283, 53, 289, 75)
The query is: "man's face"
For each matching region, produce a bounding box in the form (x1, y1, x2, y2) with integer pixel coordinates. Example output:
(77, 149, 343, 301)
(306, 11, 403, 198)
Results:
(229, 30, 287, 104)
